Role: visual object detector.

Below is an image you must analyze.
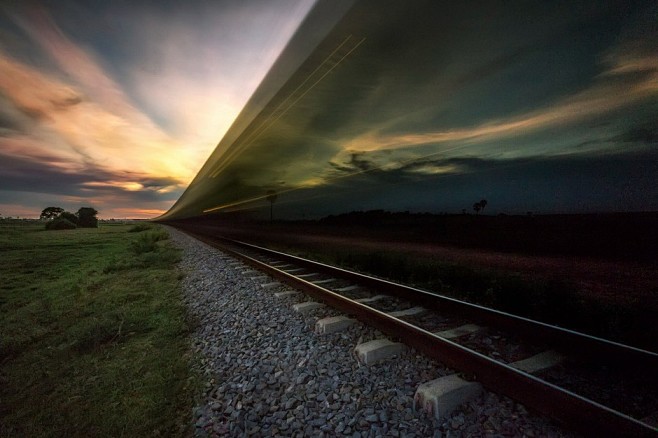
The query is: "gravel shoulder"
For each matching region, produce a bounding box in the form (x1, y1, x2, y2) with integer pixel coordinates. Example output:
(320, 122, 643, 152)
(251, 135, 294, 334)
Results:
(167, 227, 574, 437)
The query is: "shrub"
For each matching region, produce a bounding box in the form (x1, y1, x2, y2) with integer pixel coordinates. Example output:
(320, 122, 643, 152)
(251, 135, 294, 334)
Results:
(60, 211, 79, 225)
(77, 207, 98, 228)
(130, 229, 170, 254)
(128, 224, 152, 233)
(45, 217, 77, 230)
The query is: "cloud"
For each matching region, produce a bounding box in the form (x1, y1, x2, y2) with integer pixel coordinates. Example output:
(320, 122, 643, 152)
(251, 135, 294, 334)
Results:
(0, 138, 182, 197)
(0, 1, 317, 218)
(0, 55, 82, 122)
(0, 8, 206, 217)
(21, 12, 198, 171)
(341, 46, 658, 154)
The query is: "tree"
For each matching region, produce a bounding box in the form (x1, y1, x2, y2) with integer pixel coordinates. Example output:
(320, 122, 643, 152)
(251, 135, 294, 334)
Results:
(40, 206, 64, 220)
(266, 190, 278, 222)
(77, 207, 98, 228)
(472, 199, 488, 215)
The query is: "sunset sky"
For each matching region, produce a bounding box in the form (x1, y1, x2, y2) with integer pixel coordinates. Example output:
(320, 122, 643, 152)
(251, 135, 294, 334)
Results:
(0, 0, 314, 218)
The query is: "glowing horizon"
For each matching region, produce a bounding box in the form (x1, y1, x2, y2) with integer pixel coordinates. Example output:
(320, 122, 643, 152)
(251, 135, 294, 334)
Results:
(0, 1, 315, 219)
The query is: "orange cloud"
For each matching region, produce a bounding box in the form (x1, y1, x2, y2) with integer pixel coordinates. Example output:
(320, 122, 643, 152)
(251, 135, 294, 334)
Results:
(3, 9, 199, 184)
(110, 207, 168, 219)
(0, 46, 190, 186)
(0, 56, 81, 122)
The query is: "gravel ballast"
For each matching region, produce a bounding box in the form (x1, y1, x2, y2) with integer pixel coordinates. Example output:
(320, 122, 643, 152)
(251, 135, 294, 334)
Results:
(168, 227, 573, 437)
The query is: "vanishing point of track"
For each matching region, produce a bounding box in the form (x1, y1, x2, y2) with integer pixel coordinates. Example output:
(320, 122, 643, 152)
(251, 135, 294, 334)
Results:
(176, 226, 658, 437)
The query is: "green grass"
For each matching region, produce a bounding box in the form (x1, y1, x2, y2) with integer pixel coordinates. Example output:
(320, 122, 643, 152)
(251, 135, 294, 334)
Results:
(0, 223, 196, 437)
(128, 223, 153, 233)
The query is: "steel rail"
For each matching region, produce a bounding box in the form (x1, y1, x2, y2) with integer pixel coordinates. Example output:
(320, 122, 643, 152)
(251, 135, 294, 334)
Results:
(218, 235, 657, 367)
(178, 228, 658, 436)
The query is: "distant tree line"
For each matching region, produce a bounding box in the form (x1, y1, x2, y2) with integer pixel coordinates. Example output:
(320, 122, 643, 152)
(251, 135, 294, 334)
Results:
(40, 206, 98, 230)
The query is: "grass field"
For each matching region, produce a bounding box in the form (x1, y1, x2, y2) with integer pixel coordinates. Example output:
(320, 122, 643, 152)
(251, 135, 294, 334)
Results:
(0, 223, 195, 436)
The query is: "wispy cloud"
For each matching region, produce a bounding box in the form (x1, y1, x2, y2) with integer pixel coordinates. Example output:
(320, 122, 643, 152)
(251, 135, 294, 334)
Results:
(341, 46, 658, 155)
(0, 2, 314, 217)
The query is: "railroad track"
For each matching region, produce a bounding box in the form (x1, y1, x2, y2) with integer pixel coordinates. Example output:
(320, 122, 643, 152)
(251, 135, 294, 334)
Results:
(174, 226, 658, 436)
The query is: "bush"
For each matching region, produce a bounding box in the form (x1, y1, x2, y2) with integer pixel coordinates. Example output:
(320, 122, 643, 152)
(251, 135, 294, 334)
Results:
(130, 229, 169, 254)
(60, 211, 78, 225)
(77, 207, 98, 228)
(128, 224, 152, 233)
(45, 217, 77, 230)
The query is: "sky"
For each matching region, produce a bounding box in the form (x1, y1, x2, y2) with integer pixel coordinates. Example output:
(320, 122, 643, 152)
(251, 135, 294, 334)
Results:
(0, 0, 315, 218)
(2, 1, 656, 221)
(163, 0, 658, 220)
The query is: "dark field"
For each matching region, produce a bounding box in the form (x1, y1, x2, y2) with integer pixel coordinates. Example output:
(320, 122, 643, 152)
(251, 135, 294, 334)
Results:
(170, 212, 658, 351)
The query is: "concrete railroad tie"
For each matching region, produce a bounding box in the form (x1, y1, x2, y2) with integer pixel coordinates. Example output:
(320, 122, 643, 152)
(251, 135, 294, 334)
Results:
(355, 295, 388, 303)
(510, 350, 565, 374)
(315, 315, 356, 334)
(261, 281, 280, 289)
(387, 306, 426, 318)
(293, 301, 325, 314)
(434, 324, 482, 339)
(414, 375, 483, 420)
(311, 278, 338, 285)
(354, 339, 405, 365)
(274, 290, 299, 298)
(414, 350, 564, 420)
